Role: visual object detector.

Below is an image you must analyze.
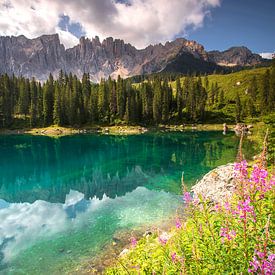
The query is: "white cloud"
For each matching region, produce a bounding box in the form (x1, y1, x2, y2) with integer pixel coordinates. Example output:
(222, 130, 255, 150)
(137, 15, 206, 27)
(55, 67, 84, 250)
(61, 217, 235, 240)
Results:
(55, 27, 79, 49)
(0, 0, 221, 49)
(259, 52, 274, 59)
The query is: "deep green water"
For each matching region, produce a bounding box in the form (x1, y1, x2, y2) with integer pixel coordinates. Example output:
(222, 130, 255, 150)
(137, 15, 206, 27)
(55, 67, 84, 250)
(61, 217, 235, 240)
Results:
(0, 131, 255, 274)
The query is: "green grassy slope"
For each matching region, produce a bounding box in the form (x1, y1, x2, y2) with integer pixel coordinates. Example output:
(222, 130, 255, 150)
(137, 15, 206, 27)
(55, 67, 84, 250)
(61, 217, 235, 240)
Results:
(168, 67, 270, 122)
(169, 67, 267, 100)
(205, 67, 267, 101)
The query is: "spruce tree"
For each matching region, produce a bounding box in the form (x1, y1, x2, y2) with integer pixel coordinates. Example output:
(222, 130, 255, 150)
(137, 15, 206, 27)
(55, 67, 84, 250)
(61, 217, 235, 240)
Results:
(53, 83, 61, 125)
(176, 77, 183, 120)
(259, 70, 270, 115)
(235, 92, 242, 122)
(29, 78, 37, 127)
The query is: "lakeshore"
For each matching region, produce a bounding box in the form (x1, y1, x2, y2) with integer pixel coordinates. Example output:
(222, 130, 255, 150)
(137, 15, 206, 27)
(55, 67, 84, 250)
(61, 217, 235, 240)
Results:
(0, 123, 235, 137)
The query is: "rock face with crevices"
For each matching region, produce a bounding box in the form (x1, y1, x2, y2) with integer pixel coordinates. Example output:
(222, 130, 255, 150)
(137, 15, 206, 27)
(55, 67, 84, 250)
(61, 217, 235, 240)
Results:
(191, 164, 237, 203)
(208, 47, 262, 67)
(0, 34, 264, 82)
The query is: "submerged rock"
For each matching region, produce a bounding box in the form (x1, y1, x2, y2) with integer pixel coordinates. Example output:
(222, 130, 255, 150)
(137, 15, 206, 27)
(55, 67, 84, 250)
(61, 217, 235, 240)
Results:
(191, 164, 236, 203)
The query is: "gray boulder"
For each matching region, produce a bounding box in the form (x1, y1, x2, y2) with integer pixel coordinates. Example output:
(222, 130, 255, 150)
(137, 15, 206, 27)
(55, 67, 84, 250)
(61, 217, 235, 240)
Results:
(191, 164, 237, 203)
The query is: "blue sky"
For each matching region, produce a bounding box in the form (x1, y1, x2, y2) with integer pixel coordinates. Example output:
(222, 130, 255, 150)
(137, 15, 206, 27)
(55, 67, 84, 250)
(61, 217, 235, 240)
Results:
(187, 0, 275, 53)
(0, 0, 274, 56)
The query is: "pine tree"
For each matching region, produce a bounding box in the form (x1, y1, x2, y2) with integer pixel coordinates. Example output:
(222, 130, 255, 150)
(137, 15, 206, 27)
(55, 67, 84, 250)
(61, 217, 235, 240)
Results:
(249, 76, 257, 102)
(29, 78, 37, 127)
(42, 74, 54, 126)
(82, 73, 91, 122)
(89, 85, 98, 123)
(0, 75, 13, 127)
(153, 79, 162, 123)
(176, 77, 183, 120)
(98, 79, 110, 122)
(117, 76, 125, 119)
(268, 63, 275, 113)
(259, 70, 270, 115)
(53, 83, 61, 125)
(204, 75, 209, 91)
(218, 89, 225, 109)
(108, 77, 117, 122)
(162, 80, 170, 122)
(124, 97, 130, 124)
(247, 97, 256, 117)
(18, 78, 30, 118)
(235, 92, 242, 122)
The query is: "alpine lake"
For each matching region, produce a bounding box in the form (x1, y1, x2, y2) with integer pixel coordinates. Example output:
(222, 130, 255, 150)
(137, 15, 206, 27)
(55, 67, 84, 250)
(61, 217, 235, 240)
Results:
(0, 131, 256, 274)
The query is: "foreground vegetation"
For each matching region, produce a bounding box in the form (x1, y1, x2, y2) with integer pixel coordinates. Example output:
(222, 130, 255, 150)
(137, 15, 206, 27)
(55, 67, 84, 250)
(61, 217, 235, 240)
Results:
(106, 142, 274, 274)
(0, 62, 274, 129)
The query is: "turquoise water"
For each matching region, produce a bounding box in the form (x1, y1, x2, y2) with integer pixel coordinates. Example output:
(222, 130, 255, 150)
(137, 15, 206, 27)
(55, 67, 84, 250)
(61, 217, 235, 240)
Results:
(0, 131, 255, 274)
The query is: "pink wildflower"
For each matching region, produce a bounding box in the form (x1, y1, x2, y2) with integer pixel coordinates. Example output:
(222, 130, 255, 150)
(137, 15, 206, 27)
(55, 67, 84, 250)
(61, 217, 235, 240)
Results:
(183, 192, 192, 204)
(214, 203, 221, 212)
(158, 232, 170, 245)
(237, 198, 255, 220)
(248, 251, 275, 274)
(268, 254, 275, 262)
(224, 201, 231, 212)
(220, 227, 236, 242)
(175, 217, 182, 229)
(130, 237, 137, 248)
(171, 252, 177, 262)
(234, 160, 248, 179)
(250, 165, 268, 185)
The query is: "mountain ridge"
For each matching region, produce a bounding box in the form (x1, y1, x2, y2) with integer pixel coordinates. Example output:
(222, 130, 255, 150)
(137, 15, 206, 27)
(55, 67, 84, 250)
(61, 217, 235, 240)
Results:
(0, 33, 264, 82)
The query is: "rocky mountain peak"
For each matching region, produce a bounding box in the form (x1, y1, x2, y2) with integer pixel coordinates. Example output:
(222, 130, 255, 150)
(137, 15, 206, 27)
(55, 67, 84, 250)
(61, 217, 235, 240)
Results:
(0, 33, 264, 82)
(208, 46, 262, 66)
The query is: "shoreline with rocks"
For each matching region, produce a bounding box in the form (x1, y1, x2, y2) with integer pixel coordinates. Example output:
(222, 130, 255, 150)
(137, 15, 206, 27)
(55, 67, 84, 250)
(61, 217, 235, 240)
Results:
(0, 123, 236, 137)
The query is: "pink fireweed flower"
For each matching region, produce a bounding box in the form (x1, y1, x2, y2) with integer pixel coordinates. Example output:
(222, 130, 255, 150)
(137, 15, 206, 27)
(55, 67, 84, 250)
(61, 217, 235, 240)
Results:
(220, 227, 236, 242)
(248, 256, 260, 273)
(183, 192, 192, 204)
(224, 201, 231, 212)
(130, 237, 137, 248)
(234, 160, 248, 179)
(250, 165, 268, 184)
(175, 217, 182, 229)
(268, 254, 275, 262)
(248, 252, 275, 274)
(214, 202, 221, 212)
(237, 198, 255, 220)
(171, 252, 177, 262)
(158, 232, 170, 245)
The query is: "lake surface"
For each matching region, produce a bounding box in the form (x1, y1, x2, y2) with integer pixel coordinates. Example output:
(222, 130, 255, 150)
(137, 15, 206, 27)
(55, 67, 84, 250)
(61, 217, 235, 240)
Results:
(0, 131, 255, 274)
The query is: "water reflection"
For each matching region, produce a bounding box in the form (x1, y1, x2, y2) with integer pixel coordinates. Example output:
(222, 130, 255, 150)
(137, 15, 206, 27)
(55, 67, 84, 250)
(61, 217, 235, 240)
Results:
(0, 132, 255, 203)
(0, 190, 103, 264)
(0, 187, 180, 273)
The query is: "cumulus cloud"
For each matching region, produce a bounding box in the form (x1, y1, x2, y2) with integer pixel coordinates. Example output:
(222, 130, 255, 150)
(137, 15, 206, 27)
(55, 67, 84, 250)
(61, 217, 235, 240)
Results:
(0, 0, 220, 48)
(259, 52, 274, 59)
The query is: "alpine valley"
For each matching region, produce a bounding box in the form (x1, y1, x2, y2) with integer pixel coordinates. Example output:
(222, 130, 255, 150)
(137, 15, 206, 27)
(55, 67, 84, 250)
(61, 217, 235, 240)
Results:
(0, 34, 265, 82)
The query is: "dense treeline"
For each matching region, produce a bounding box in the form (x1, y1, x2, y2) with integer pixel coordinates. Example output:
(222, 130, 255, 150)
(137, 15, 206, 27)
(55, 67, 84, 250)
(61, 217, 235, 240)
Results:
(0, 72, 208, 127)
(0, 62, 274, 128)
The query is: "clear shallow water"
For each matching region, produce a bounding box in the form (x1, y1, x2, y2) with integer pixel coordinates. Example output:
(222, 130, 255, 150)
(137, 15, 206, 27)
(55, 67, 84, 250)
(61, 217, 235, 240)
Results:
(0, 131, 255, 274)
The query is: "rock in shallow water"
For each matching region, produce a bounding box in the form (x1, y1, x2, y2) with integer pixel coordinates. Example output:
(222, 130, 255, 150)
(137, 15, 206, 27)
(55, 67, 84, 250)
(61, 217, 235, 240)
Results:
(191, 164, 236, 203)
